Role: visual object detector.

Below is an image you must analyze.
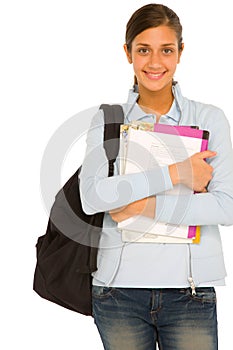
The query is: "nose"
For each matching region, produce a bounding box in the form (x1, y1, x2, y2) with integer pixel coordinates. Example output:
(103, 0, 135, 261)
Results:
(148, 51, 162, 69)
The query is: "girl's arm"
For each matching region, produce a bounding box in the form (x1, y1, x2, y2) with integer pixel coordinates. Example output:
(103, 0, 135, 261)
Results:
(110, 110, 233, 227)
(79, 109, 173, 215)
(80, 107, 233, 227)
(109, 151, 215, 222)
(156, 110, 233, 226)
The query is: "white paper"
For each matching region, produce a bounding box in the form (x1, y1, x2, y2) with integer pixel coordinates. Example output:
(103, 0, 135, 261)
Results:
(118, 126, 203, 243)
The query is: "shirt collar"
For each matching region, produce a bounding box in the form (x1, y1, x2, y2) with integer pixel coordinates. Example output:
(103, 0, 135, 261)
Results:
(124, 82, 182, 124)
(166, 98, 181, 122)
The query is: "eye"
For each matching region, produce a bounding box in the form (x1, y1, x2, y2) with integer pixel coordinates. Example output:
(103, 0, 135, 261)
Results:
(137, 48, 150, 55)
(162, 48, 174, 55)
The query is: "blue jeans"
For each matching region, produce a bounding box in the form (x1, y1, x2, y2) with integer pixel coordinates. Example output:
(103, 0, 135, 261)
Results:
(92, 286, 218, 350)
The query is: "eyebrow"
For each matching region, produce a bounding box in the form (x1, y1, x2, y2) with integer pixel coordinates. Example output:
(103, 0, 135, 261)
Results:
(136, 43, 176, 47)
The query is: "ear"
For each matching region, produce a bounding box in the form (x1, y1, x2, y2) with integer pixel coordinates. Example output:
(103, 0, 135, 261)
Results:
(177, 43, 184, 64)
(123, 44, 132, 64)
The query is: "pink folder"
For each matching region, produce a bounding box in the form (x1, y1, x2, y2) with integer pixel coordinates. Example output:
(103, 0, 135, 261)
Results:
(153, 124, 209, 239)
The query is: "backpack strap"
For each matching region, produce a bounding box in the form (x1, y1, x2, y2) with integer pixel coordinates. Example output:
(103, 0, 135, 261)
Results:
(100, 104, 124, 177)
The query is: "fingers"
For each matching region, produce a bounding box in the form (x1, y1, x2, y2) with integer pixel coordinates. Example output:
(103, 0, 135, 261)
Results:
(109, 205, 127, 214)
(196, 150, 217, 160)
(200, 187, 208, 193)
(177, 149, 216, 191)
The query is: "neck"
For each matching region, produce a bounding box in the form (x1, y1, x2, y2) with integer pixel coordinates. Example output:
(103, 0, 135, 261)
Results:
(137, 84, 174, 117)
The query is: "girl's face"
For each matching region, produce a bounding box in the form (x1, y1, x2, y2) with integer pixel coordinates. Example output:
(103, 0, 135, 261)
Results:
(124, 25, 183, 95)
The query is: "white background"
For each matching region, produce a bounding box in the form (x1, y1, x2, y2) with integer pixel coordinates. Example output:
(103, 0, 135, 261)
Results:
(1, 0, 232, 348)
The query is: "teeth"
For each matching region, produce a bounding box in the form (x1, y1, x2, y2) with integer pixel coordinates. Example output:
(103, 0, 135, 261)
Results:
(149, 73, 162, 77)
(146, 71, 164, 80)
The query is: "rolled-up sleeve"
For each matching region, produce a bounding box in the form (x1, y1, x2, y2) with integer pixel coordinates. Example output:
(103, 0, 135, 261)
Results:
(79, 110, 173, 215)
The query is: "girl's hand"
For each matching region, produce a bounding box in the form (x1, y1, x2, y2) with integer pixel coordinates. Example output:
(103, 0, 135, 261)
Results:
(169, 150, 216, 192)
(109, 197, 156, 223)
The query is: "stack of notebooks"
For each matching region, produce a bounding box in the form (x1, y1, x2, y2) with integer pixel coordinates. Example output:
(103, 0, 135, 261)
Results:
(118, 121, 209, 244)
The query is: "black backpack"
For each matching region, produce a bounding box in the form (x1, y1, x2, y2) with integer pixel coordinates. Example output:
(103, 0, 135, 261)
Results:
(33, 104, 124, 316)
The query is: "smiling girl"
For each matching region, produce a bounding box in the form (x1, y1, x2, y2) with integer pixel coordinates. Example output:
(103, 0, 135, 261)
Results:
(79, 4, 233, 349)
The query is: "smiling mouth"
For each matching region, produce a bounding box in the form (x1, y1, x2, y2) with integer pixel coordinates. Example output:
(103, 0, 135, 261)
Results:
(144, 71, 166, 80)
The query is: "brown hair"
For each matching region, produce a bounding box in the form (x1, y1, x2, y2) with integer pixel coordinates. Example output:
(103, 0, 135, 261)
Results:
(125, 3, 183, 53)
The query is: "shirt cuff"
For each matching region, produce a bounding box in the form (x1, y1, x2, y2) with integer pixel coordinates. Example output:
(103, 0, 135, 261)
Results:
(160, 165, 173, 192)
(155, 193, 192, 225)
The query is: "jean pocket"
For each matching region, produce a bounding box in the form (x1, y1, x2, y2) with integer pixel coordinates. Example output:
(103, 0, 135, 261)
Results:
(189, 287, 217, 304)
(92, 285, 114, 299)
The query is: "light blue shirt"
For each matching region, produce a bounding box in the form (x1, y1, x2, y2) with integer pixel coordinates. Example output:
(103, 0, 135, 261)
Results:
(79, 83, 233, 288)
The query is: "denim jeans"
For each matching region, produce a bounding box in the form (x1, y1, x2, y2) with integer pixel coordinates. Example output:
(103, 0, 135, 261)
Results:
(92, 286, 218, 350)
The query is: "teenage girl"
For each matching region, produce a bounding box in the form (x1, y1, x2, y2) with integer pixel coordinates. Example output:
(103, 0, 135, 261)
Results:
(80, 4, 233, 349)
